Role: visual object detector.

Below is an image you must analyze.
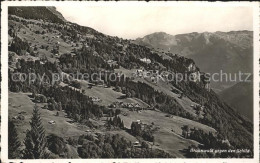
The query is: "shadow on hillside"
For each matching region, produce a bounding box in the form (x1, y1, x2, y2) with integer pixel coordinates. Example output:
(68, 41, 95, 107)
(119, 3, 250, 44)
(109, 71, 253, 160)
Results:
(117, 95, 127, 99)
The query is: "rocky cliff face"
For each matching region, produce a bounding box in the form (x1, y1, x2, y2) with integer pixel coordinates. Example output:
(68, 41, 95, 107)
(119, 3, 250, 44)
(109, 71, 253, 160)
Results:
(136, 31, 253, 92)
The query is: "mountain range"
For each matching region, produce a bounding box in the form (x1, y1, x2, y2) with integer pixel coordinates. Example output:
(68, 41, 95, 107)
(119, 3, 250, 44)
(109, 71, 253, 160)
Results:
(135, 31, 253, 92)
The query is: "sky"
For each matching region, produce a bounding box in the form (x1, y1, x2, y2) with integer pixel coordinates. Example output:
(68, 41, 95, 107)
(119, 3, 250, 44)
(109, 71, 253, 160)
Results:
(56, 5, 253, 39)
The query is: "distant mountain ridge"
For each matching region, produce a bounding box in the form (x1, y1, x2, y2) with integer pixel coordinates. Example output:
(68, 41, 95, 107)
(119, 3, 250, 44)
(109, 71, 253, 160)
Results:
(135, 31, 253, 91)
(136, 31, 252, 56)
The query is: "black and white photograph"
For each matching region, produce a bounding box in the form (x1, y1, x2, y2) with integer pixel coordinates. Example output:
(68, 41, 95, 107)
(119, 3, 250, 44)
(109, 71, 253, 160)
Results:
(1, 1, 259, 162)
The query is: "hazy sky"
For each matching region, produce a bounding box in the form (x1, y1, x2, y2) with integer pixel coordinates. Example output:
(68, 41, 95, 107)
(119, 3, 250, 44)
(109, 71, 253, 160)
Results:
(56, 6, 253, 39)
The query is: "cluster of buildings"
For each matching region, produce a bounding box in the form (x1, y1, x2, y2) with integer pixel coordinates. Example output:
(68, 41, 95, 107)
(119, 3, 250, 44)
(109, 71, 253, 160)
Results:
(109, 101, 141, 109)
(90, 96, 102, 102)
(134, 68, 160, 84)
(133, 119, 151, 131)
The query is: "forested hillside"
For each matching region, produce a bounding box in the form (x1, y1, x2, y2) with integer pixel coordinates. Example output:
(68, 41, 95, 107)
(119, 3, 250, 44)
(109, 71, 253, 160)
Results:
(8, 7, 253, 158)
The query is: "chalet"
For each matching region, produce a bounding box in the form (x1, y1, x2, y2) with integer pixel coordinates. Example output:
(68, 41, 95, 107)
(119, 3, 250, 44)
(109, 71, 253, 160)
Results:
(205, 83, 210, 91)
(93, 51, 99, 56)
(165, 114, 173, 118)
(144, 71, 151, 77)
(151, 76, 157, 84)
(152, 70, 159, 74)
(107, 60, 114, 64)
(136, 69, 143, 73)
(140, 58, 151, 64)
(188, 63, 196, 72)
(136, 68, 145, 78)
(108, 104, 116, 108)
(178, 93, 184, 99)
(107, 60, 118, 67)
(116, 43, 123, 51)
(127, 103, 134, 108)
(80, 38, 85, 42)
(48, 120, 56, 125)
(161, 71, 169, 78)
(134, 103, 141, 108)
(9, 54, 16, 62)
(182, 128, 191, 138)
(133, 141, 141, 147)
(27, 58, 33, 62)
(35, 94, 47, 103)
(201, 106, 205, 111)
(12, 114, 24, 120)
(85, 43, 90, 48)
(115, 72, 124, 78)
(90, 96, 101, 102)
(95, 80, 104, 86)
(190, 71, 200, 82)
(221, 139, 231, 147)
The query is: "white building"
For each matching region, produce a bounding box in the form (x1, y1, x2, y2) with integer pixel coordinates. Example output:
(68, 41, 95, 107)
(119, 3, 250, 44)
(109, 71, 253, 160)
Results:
(140, 58, 151, 64)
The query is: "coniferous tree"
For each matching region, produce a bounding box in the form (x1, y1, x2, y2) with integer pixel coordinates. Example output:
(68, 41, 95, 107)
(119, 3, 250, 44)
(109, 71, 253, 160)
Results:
(120, 120, 124, 129)
(8, 120, 21, 159)
(23, 105, 48, 159)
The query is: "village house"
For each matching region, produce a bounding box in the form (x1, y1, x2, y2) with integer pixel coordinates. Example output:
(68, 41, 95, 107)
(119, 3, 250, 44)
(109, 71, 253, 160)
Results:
(140, 57, 151, 64)
(134, 120, 150, 131)
(188, 63, 196, 72)
(133, 141, 141, 147)
(151, 76, 157, 84)
(205, 82, 210, 91)
(93, 79, 104, 86)
(90, 96, 101, 102)
(71, 53, 76, 57)
(182, 126, 191, 138)
(27, 57, 33, 62)
(136, 69, 143, 74)
(107, 59, 114, 64)
(107, 59, 118, 67)
(221, 139, 231, 147)
(190, 71, 200, 83)
(93, 51, 99, 56)
(136, 68, 145, 78)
